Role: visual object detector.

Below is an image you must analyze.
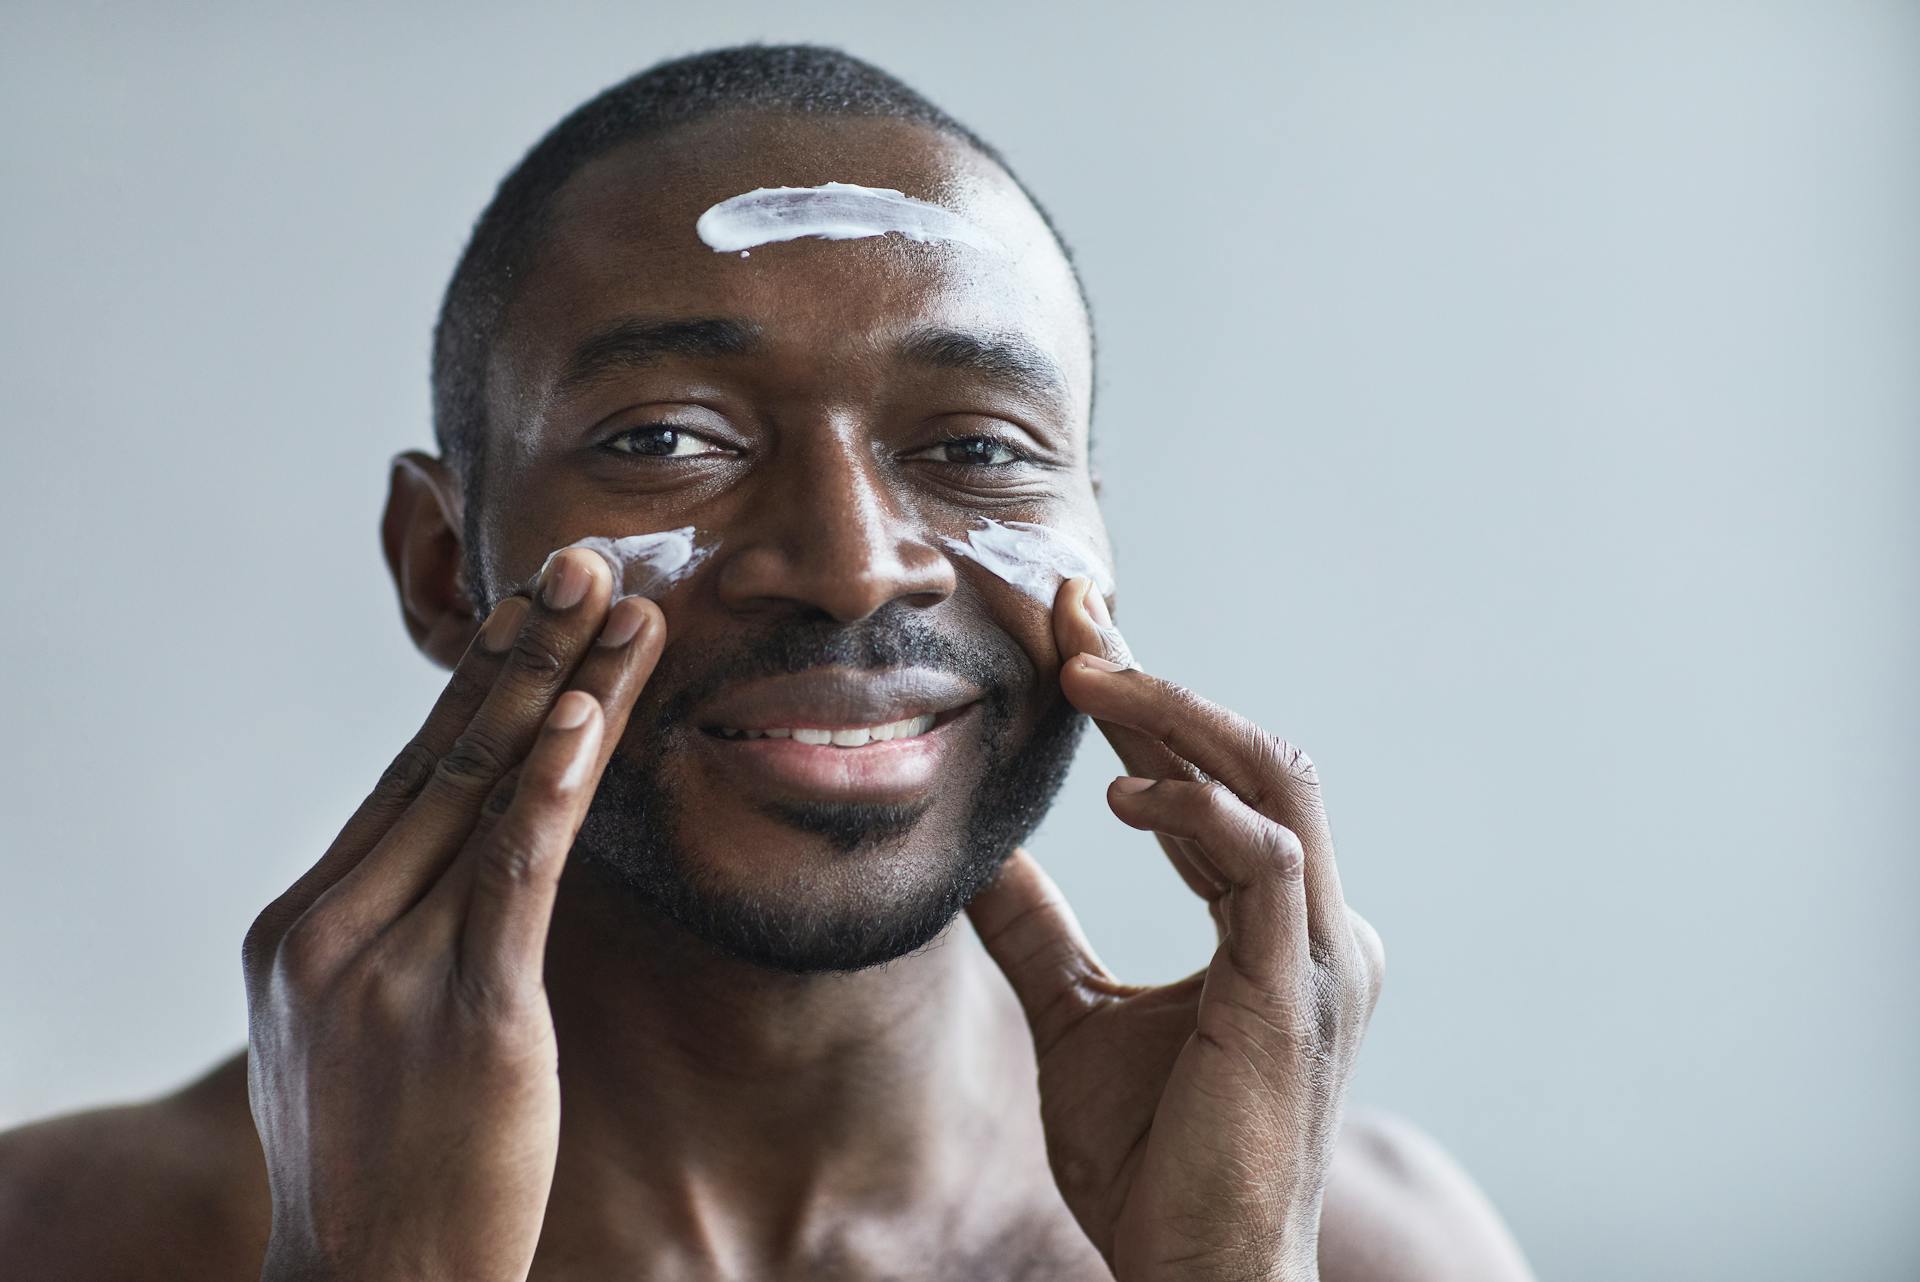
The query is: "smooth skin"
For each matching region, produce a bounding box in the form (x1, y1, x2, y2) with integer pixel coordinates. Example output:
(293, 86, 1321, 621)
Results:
(0, 111, 1535, 1281)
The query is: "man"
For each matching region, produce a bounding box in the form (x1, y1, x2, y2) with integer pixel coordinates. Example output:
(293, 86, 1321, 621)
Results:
(0, 44, 1535, 1281)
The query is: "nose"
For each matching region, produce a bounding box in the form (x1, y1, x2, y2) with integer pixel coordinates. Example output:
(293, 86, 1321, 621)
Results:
(713, 428, 957, 623)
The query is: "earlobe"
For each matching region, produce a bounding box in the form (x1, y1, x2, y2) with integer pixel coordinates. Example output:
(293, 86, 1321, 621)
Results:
(381, 451, 476, 670)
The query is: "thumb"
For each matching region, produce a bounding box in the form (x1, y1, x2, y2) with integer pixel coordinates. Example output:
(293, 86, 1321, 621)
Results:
(967, 846, 1111, 1055)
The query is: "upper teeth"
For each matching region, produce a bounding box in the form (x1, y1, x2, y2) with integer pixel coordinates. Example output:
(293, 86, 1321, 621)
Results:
(716, 713, 937, 747)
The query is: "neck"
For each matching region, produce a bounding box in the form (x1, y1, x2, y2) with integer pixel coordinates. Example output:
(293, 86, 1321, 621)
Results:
(536, 859, 1046, 1269)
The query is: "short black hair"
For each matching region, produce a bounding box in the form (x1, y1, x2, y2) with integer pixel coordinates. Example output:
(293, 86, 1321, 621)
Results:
(431, 42, 1092, 490)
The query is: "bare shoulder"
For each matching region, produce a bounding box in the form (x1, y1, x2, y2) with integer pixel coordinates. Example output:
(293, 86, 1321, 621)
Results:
(0, 1049, 269, 1282)
(1318, 1108, 1538, 1282)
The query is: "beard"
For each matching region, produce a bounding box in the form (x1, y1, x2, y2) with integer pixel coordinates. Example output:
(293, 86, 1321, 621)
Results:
(568, 601, 1088, 975)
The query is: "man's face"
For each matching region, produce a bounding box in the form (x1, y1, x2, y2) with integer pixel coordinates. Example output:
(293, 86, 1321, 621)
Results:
(464, 112, 1105, 973)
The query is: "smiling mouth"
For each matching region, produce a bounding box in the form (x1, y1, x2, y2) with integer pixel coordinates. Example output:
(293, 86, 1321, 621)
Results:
(708, 712, 940, 747)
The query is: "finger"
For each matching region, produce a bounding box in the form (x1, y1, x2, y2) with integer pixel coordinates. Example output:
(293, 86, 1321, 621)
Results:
(242, 594, 530, 970)
(1348, 907, 1386, 1014)
(1107, 777, 1311, 983)
(456, 690, 605, 1000)
(965, 847, 1112, 1056)
(318, 546, 619, 933)
(1061, 655, 1347, 956)
(399, 593, 664, 945)
(1052, 577, 1221, 910)
(1054, 577, 1176, 777)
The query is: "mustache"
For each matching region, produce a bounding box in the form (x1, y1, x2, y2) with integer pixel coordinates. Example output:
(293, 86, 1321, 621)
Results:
(646, 602, 1031, 733)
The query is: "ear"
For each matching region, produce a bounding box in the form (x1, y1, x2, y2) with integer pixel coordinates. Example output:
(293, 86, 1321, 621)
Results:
(381, 450, 479, 670)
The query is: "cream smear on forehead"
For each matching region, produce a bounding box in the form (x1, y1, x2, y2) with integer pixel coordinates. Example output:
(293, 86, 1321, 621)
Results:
(566, 528, 709, 601)
(695, 182, 1004, 255)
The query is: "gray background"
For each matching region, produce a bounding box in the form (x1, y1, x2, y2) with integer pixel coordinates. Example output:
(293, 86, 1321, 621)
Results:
(2, 3, 1914, 1278)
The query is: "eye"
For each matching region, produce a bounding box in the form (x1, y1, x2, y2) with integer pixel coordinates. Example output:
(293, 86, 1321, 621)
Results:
(906, 436, 1030, 468)
(604, 423, 727, 459)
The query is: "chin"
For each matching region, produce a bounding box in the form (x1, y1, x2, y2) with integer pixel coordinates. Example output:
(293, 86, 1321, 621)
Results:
(574, 807, 1009, 975)
(569, 687, 1088, 975)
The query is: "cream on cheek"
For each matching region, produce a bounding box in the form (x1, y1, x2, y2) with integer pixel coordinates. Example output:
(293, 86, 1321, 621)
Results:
(551, 519, 1129, 664)
(940, 518, 1133, 668)
(563, 527, 710, 601)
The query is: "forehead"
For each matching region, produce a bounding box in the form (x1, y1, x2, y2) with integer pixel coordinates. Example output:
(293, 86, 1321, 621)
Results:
(491, 112, 1092, 433)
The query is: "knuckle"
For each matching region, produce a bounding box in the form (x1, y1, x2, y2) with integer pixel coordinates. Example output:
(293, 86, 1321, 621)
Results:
(1164, 682, 1213, 730)
(1195, 778, 1236, 816)
(373, 740, 439, 804)
(1311, 974, 1347, 1044)
(240, 905, 292, 980)
(1278, 738, 1319, 786)
(506, 626, 567, 679)
(481, 769, 522, 821)
(1178, 780, 1234, 844)
(436, 728, 515, 789)
(1238, 729, 1293, 810)
(349, 949, 424, 1031)
(453, 966, 514, 1022)
(271, 913, 342, 992)
(1350, 912, 1387, 999)
(481, 829, 551, 892)
(442, 660, 493, 708)
(1140, 678, 1197, 738)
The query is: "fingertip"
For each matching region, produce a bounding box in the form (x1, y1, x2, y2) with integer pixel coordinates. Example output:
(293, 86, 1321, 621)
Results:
(1079, 576, 1111, 628)
(549, 689, 600, 732)
(631, 592, 667, 635)
(477, 594, 531, 654)
(1070, 651, 1130, 676)
(1052, 573, 1099, 646)
(1053, 576, 1091, 618)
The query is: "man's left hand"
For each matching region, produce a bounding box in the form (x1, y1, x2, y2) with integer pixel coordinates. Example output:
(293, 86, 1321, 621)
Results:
(968, 577, 1385, 1282)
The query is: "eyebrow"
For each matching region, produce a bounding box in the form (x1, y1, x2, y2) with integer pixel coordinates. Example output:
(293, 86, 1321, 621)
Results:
(551, 315, 1071, 412)
(893, 325, 1071, 411)
(553, 316, 760, 401)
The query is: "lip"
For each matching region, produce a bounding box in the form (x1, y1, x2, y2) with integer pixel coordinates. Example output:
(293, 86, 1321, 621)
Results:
(692, 667, 983, 734)
(689, 667, 985, 803)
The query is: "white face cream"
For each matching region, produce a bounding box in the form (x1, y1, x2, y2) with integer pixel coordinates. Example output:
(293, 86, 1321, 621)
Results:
(695, 182, 1004, 255)
(941, 519, 1131, 667)
(566, 528, 709, 601)
(940, 519, 1110, 603)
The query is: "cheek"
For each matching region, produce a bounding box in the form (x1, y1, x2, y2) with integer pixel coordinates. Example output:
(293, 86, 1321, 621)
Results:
(939, 518, 1113, 602)
(964, 568, 1059, 686)
(567, 528, 711, 600)
(942, 517, 1114, 688)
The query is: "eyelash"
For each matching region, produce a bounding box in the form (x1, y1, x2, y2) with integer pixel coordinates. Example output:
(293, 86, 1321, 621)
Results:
(602, 424, 1036, 468)
(603, 422, 725, 460)
(916, 433, 1034, 468)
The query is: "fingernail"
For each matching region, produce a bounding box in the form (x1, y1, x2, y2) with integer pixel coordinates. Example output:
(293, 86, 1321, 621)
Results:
(540, 550, 591, 611)
(1110, 776, 1155, 794)
(550, 691, 594, 729)
(1076, 651, 1128, 673)
(480, 597, 528, 652)
(596, 597, 647, 648)
(1083, 580, 1113, 628)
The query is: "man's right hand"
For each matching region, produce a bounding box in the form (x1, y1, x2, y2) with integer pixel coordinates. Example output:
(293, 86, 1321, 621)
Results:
(239, 546, 663, 1282)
